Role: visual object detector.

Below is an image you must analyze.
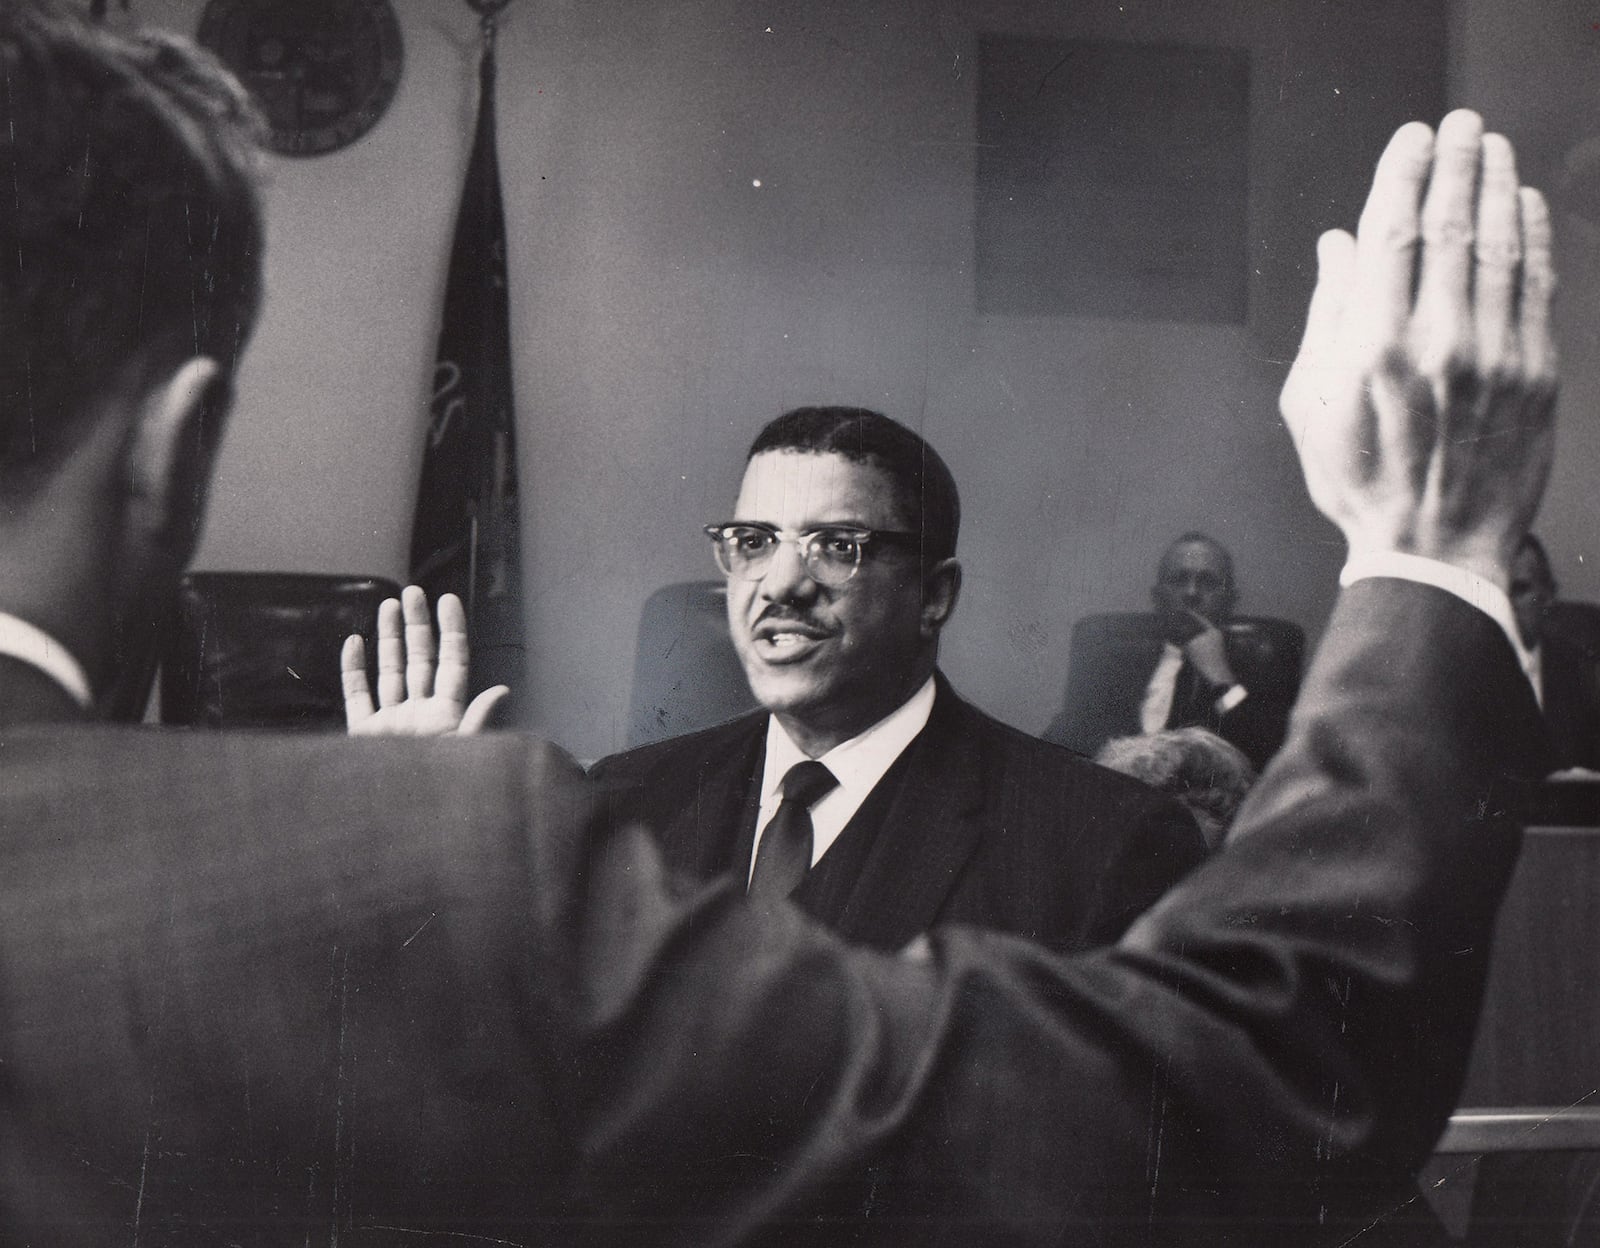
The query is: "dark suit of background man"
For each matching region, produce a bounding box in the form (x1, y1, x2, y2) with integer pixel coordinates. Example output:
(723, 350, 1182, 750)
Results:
(588, 406, 1204, 954)
(0, 16, 1560, 1242)
(1045, 532, 1298, 770)
(1510, 532, 1600, 771)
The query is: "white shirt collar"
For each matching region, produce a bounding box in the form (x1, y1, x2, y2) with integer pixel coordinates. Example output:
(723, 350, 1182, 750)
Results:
(753, 674, 938, 875)
(0, 611, 93, 710)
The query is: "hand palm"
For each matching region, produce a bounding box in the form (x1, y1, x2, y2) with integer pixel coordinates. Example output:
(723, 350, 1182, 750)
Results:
(342, 587, 509, 736)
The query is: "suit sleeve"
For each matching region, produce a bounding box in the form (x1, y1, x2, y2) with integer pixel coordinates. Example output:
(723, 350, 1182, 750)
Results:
(559, 580, 1547, 1246)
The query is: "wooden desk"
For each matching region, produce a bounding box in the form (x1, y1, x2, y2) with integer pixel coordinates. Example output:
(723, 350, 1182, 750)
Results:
(1459, 808, 1600, 1107)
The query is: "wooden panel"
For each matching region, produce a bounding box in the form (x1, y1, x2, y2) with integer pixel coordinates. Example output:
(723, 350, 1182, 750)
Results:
(1459, 826, 1600, 1106)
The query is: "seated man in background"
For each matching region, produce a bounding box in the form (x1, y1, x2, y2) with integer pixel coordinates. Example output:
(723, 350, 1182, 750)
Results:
(1044, 531, 1300, 770)
(352, 407, 1208, 956)
(1511, 532, 1600, 771)
(1096, 726, 1256, 849)
(0, 9, 1558, 1239)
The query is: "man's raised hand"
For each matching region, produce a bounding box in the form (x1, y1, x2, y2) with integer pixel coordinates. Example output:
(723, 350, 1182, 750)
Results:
(1182, 609, 1239, 689)
(1280, 110, 1557, 582)
(342, 585, 509, 736)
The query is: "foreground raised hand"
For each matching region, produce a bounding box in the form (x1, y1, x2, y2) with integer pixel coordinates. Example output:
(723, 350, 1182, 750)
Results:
(341, 585, 509, 735)
(1280, 109, 1557, 581)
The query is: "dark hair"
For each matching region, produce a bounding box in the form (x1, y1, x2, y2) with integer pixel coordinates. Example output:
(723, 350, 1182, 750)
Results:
(1159, 530, 1236, 593)
(747, 406, 960, 564)
(0, 4, 265, 481)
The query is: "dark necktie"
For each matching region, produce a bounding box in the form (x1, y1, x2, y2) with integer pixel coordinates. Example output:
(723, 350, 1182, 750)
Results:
(748, 760, 839, 902)
(1170, 661, 1205, 727)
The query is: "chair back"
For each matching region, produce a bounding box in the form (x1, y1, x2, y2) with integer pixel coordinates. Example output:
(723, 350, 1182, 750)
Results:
(1544, 599, 1600, 659)
(161, 572, 400, 730)
(625, 579, 756, 747)
(1046, 611, 1304, 757)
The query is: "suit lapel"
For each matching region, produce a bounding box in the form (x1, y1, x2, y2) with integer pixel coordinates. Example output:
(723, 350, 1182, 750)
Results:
(656, 716, 766, 880)
(817, 677, 988, 949)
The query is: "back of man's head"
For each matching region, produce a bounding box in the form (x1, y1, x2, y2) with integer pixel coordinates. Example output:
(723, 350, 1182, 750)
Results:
(747, 406, 961, 564)
(0, 3, 263, 488)
(0, 6, 265, 716)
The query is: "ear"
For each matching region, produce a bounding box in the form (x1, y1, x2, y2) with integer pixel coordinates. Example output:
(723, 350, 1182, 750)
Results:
(920, 557, 962, 640)
(123, 356, 227, 566)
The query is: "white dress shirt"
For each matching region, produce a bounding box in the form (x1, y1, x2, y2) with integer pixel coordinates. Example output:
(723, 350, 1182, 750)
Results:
(0, 611, 92, 709)
(749, 675, 937, 883)
(1139, 642, 1186, 734)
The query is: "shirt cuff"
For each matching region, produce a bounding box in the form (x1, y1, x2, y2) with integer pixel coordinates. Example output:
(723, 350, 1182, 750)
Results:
(1215, 683, 1248, 714)
(1338, 550, 1532, 674)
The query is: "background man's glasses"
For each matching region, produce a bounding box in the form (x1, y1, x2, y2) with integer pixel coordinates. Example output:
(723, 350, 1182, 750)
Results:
(704, 523, 919, 586)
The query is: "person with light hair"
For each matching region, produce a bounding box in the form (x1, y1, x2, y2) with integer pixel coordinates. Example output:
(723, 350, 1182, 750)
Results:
(1097, 726, 1257, 849)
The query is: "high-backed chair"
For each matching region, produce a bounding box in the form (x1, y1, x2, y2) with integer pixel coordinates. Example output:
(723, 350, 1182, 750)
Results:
(1043, 611, 1305, 769)
(625, 579, 756, 748)
(161, 572, 400, 730)
(1544, 599, 1600, 660)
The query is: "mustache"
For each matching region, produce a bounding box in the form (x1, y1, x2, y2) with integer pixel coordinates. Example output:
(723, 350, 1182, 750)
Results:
(753, 604, 827, 630)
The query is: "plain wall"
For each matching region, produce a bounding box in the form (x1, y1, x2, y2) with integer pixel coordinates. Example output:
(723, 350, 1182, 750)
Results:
(127, 1, 1581, 761)
(1450, 1, 1600, 602)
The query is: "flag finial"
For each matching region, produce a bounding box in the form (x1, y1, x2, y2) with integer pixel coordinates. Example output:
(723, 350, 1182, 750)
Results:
(466, 0, 513, 45)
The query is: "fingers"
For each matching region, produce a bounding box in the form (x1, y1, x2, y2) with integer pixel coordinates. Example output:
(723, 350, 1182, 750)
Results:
(1353, 119, 1435, 344)
(433, 592, 471, 708)
(341, 634, 375, 729)
(1286, 109, 1559, 576)
(1300, 230, 1357, 366)
(1473, 133, 1522, 370)
(375, 597, 404, 708)
(1185, 608, 1219, 633)
(457, 685, 510, 735)
(401, 585, 437, 700)
(1281, 228, 1356, 445)
(1413, 109, 1485, 368)
(1519, 186, 1557, 386)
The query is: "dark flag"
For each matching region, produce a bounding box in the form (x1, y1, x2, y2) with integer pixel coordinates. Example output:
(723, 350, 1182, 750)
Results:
(408, 31, 524, 706)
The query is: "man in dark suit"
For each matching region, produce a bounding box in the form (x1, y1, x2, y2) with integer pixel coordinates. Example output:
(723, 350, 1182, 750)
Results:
(1511, 533, 1600, 770)
(586, 406, 1205, 953)
(1044, 532, 1300, 770)
(0, 14, 1561, 1241)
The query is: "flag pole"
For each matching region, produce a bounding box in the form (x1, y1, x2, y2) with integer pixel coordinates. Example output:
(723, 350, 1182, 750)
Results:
(406, 0, 526, 710)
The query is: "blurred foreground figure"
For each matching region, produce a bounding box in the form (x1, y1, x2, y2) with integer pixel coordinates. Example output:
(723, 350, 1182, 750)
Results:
(0, 9, 1559, 1242)
(1097, 726, 1256, 849)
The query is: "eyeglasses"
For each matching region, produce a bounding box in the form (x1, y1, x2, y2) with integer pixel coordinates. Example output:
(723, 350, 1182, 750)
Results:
(703, 523, 920, 586)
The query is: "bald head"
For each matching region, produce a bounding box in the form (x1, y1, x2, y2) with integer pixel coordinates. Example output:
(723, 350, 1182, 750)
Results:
(1152, 533, 1237, 643)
